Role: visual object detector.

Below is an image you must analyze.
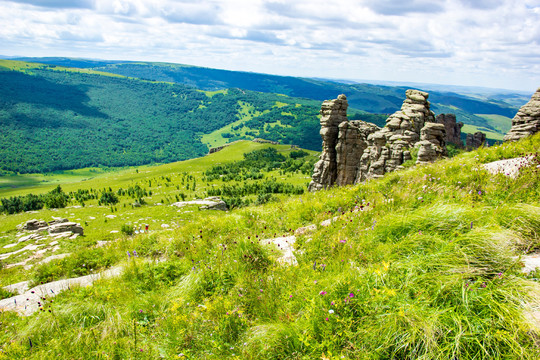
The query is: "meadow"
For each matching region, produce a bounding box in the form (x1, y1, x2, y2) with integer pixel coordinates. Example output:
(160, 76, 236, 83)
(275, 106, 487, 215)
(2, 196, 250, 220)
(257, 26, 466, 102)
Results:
(0, 135, 539, 359)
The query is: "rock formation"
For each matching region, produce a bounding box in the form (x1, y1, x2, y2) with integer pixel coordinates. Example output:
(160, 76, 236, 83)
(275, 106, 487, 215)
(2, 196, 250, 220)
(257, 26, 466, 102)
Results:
(359, 90, 438, 181)
(309, 90, 447, 190)
(466, 132, 486, 149)
(503, 87, 540, 142)
(308, 95, 349, 191)
(415, 123, 447, 164)
(48, 222, 84, 235)
(436, 113, 463, 147)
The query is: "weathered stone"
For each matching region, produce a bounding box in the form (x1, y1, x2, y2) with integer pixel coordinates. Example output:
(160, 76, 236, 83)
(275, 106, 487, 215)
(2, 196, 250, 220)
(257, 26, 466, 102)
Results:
(436, 113, 463, 147)
(48, 222, 84, 235)
(171, 197, 228, 211)
(504, 87, 540, 142)
(466, 132, 486, 149)
(308, 94, 349, 191)
(19, 219, 48, 231)
(335, 120, 380, 186)
(48, 218, 69, 226)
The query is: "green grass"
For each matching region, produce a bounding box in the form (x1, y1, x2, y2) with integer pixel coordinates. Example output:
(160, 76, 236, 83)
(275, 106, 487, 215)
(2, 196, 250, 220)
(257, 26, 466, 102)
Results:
(462, 124, 505, 141)
(0, 134, 539, 359)
(475, 114, 513, 133)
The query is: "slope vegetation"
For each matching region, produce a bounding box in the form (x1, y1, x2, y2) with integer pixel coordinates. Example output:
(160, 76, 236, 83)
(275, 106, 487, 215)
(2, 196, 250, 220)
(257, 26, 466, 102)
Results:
(0, 134, 538, 359)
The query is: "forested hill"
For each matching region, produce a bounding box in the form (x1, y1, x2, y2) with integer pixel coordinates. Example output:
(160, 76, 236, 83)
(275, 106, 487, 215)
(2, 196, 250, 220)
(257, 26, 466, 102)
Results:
(0, 58, 528, 174)
(14, 57, 525, 139)
(0, 60, 339, 174)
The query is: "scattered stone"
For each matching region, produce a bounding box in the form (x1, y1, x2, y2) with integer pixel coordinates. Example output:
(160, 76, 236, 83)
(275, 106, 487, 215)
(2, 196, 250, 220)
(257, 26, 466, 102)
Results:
(295, 224, 317, 236)
(132, 202, 141, 207)
(265, 235, 297, 266)
(17, 233, 42, 243)
(504, 87, 540, 142)
(105, 215, 116, 219)
(49, 241, 59, 246)
(466, 132, 486, 149)
(171, 197, 228, 211)
(96, 241, 110, 248)
(3, 243, 17, 249)
(110, 230, 119, 234)
(161, 224, 170, 228)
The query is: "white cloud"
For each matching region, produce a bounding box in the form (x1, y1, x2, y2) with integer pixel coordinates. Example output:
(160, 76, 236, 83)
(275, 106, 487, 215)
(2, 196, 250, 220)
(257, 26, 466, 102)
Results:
(0, 0, 538, 91)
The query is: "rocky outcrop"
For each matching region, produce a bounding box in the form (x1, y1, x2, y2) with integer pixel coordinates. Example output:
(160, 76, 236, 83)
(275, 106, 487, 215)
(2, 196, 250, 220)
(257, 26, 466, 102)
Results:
(416, 123, 447, 164)
(504, 87, 540, 142)
(466, 132, 486, 149)
(335, 120, 380, 186)
(171, 197, 228, 211)
(309, 90, 447, 190)
(19, 219, 48, 231)
(308, 95, 349, 191)
(436, 113, 463, 147)
(359, 90, 437, 181)
(48, 222, 84, 235)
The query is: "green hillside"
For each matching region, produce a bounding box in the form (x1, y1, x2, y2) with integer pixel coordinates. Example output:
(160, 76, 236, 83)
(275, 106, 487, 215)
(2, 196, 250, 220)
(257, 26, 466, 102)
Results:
(13, 57, 523, 135)
(0, 132, 538, 359)
(0, 60, 333, 174)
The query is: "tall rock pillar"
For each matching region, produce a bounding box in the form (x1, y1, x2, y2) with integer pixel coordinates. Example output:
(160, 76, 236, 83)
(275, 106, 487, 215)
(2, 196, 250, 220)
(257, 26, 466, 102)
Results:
(503, 87, 540, 142)
(308, 94, 349, 191)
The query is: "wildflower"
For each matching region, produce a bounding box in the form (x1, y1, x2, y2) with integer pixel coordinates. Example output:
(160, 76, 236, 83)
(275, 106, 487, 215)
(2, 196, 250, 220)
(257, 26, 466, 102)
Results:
(339, 239, 347, 243)
(289, 295, 293, 298)
(133, 250, 138, 257)
(127, 251, 131, 258)
(139, 309, 143, 313)
(319, 291, 327, 296)
(329, 309, 334, 314)
(478, 190, 482, 195)
(470, 222, 473, 229)
(498, 272, 503, 278)
(331, 301, 335, 305)
(325, 317, 329, 321)
(349, 293, 354, 298)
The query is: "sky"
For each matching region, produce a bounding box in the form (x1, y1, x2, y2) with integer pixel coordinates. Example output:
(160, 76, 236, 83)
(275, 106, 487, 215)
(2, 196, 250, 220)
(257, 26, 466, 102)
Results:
(1, 0, 539, 92)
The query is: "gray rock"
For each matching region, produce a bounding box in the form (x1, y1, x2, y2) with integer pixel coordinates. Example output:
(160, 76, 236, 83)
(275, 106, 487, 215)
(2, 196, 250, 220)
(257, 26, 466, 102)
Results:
(308, 94, 349, 191)
(504, 87, 540, 142)
(466, 132, 486, 149)
(436, 113, 463, 147)
(19, 219, 48, 231)
(48, 222, 84, 235)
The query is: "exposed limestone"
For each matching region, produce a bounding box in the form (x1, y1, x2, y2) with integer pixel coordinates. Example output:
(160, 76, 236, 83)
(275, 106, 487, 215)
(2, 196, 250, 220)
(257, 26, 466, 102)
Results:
(416, 123, 447, 164)
(504, 87, 540, 142)
(436, 113, 463, 147)
(308, 94, 349, 191)
(466, 132, 486, 149)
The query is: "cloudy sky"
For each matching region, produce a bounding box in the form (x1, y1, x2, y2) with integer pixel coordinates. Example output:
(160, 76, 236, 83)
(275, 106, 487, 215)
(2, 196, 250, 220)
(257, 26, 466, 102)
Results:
(1, 0, 539, 92)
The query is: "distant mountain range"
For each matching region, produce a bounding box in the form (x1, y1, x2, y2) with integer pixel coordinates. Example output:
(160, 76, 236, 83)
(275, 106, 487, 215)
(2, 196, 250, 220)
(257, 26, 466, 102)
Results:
(0, 57, 530, 174)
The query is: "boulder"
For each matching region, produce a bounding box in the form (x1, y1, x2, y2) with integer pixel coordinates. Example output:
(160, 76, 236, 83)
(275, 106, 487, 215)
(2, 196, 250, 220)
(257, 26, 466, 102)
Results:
(19, 219, 48, 231)
(48, 222, 84, 235)
(504, 87, 540, 142)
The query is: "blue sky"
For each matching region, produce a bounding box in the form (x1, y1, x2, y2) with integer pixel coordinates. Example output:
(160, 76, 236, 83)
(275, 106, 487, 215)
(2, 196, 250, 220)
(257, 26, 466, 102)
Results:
(1, 0, 539, 92)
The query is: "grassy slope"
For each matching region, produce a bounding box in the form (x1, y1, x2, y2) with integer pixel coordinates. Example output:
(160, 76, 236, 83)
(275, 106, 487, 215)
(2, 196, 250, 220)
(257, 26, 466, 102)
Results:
(0, 135, 539, 359)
